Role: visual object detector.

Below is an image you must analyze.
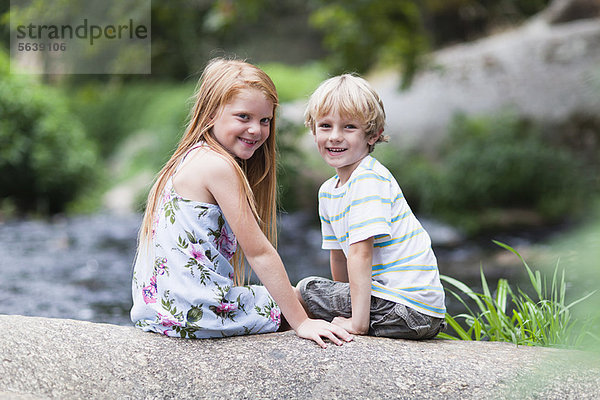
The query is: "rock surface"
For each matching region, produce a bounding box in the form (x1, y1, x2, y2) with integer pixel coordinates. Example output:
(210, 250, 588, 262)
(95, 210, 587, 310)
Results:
(370, 15, 600, 150)
(1, 314, 599, 399)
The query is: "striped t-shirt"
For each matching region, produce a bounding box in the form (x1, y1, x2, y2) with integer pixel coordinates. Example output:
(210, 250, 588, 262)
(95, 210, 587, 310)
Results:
(318, 155, 446, 318)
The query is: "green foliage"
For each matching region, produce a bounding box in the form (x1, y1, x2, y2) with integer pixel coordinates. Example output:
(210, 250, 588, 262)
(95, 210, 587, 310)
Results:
(8, 0, 150, 75)
(136, 0, 326, 81)
(259, 62, 327, 103)
(309, 0, 427, 88)
(308, 0, 552, 88)
(441, 113, 586, 218)
(0, 49, 99, 214)
(438, 241, 597, 348)
(276, 119, 319, 212)
(379, 111, 590, 234)
(69, 82, 192, 160)
(540, 202, 600, 351)
(372, 144, 441, 217)
(65, 82, 193, 214)
(1, 0, 554, 86)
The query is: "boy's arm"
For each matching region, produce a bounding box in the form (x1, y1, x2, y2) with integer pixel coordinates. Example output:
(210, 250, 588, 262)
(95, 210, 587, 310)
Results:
(330, 249, 348, 282)
(332, 237, 374, 335)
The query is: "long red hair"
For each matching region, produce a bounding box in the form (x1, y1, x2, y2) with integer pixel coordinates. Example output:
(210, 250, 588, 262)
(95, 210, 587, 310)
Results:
(137, 58, 279, 285)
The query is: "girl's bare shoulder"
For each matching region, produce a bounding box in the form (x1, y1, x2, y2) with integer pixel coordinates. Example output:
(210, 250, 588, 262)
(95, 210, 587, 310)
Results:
(177, 147, 230, 173)
(193, 148, 237, 178)
(174, 147, 237, 202)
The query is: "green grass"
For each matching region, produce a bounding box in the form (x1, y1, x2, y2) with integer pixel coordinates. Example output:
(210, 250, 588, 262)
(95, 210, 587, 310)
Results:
(438, 241, 598, 348)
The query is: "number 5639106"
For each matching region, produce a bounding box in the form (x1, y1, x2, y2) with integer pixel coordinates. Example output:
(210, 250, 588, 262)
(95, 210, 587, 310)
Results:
(17, 42, 66, 51)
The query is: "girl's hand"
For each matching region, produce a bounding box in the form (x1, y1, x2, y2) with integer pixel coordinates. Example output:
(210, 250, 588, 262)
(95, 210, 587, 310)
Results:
(332, 316, 369, 335)
(295, 319, 354, 349)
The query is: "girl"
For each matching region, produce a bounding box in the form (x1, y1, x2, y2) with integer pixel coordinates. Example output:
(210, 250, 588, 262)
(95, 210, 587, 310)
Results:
(131, 58, 352, 348)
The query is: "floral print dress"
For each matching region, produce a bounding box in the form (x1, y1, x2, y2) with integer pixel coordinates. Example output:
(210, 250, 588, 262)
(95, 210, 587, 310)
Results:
(131, 147, 281, 338)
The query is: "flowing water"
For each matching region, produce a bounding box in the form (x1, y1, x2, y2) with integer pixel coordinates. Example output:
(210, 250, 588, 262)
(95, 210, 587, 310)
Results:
(0, 212, 540, 326)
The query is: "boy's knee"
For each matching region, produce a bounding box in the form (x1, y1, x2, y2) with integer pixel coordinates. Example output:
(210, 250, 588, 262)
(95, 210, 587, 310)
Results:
(296, 276, 322, 297)
(293, 284, 306, 307)
(295, 277, 322, 311)
(295, 276, 309, 292)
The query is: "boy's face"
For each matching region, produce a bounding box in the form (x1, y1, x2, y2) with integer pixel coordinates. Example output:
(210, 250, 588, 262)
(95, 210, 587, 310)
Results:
(314, 112, 379, 185)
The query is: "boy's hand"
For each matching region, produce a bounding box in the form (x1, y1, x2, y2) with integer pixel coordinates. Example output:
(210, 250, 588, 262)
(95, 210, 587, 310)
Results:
(295, 318, 354, 349)
(332, 316, 369, 335)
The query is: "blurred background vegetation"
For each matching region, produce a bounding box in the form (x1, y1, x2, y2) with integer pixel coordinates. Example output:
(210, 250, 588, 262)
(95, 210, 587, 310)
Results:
(1, 0, 599, 351)
(0, 0, 598, 234)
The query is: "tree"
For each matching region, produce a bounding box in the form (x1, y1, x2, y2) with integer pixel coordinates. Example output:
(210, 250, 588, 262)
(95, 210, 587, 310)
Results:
(0, 49, 99, 213)
(307, 0, 552, 88)
(309, 0, 427, 88)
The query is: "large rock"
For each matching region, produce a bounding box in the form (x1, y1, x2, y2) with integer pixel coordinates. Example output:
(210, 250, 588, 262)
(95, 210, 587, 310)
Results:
(369, 14, 600, 149)
(543, 0, 600, 24)
(283, 3, 600, 152)
(1, 314, 598, 399)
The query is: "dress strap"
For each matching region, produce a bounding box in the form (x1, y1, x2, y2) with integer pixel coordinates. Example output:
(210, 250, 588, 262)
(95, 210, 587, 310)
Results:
(165, 142, 207, 192)
(176, 141, 207, 172)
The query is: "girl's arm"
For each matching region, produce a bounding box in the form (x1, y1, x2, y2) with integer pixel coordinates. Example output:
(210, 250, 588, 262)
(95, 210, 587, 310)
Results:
(331, 237, 373, 335)
(203, 155, 353, 348)
(330, 249, 348, 282)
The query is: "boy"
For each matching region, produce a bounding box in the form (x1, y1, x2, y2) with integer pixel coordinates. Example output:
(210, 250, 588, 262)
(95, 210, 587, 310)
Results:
(296, 74, 446, 339)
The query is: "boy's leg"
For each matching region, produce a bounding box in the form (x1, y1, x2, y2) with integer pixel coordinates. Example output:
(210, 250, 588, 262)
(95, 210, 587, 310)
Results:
(297, 277, 445, 339)
(369, 297, 445, 339)
(293, 286, 313, 318)
(296, 277, 352, 322)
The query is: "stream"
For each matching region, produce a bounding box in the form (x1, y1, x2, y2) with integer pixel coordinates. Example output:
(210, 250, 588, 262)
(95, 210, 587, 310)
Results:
(0, 211, 548, 326)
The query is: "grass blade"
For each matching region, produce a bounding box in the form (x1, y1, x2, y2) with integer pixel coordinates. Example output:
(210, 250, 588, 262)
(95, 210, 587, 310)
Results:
(444, 313, 472, 340)
(441, 274, 486, 312)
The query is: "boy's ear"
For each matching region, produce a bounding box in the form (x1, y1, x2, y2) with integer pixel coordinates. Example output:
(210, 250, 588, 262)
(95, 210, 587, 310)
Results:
(368, 128, 384, 145)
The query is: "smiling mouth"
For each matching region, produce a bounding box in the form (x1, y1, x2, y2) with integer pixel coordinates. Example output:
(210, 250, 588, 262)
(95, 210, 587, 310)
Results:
(239, 138, 259, 146)
(327, 147, 346, 153)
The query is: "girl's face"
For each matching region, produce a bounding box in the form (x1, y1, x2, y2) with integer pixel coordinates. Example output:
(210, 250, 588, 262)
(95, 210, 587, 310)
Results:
(211, 88, 273, 160)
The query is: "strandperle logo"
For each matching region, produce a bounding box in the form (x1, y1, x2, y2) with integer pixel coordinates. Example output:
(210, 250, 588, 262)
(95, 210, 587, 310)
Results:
(10, 0, 151, 74)
(15, 18, 148, 46)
